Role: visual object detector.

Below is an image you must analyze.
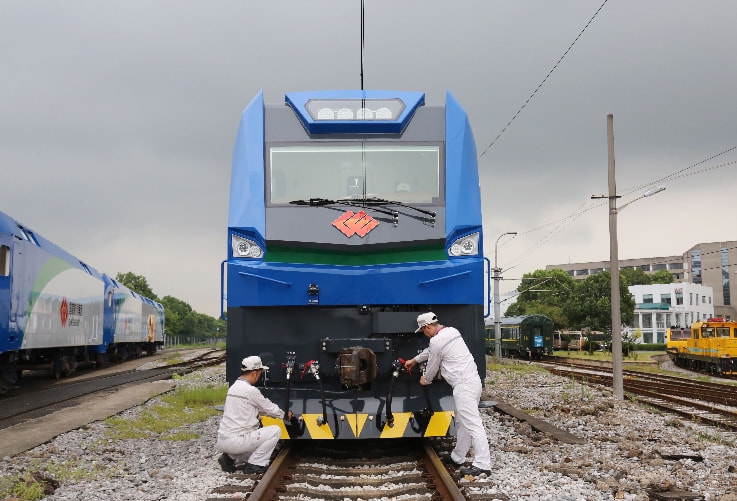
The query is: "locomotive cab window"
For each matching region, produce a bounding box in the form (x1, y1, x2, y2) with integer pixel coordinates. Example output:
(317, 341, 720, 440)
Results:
(267, 144, 442, 205)
(0, 245, 9, 276)
(717, 327, 731, 338)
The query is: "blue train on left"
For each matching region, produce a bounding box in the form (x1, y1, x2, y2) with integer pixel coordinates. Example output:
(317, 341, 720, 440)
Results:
(0, 210, 164, 394)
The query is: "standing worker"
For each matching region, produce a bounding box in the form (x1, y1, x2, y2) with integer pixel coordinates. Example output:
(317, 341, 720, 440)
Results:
(216, 355, 292, 474)
(404, 312, 491, 476)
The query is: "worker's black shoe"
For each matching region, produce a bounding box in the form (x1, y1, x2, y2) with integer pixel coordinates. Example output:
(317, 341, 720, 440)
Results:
(459, 465, 491, 477)
(218, 453, 236, 473)
(442, 456, 464, 469)
(243, 463, 267, 474)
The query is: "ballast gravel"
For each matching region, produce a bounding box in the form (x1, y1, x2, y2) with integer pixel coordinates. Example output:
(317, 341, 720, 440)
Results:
(1, 358, 736, 501)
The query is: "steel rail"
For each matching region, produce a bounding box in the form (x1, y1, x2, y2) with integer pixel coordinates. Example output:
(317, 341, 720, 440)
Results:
(422, 440, 468, 501)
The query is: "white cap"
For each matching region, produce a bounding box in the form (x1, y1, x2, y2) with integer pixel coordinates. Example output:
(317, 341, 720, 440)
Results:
(415, 312, 438, 333)
(241, 355, 265, 371)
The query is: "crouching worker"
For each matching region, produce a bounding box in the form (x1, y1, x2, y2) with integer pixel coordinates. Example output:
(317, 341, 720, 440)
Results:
(216, 355, 293, 474)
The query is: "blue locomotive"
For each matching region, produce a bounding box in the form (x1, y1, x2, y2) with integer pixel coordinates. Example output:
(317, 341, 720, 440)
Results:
(0, 210, 164, 394)
(223, 90, 488, 440)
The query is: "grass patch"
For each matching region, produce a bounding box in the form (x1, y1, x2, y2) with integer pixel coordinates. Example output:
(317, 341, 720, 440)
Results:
(0, 472, 47, 501)
(162, 431, 200, 441)
(167, 342, 226, 350)
(553, 350, 667, 362)
(105, 384, 227, 440)
(695, 430, 735, 446)
(486, 360, 546, 374)
(0, 458, 100, 501)
(164, 354, 184, 365)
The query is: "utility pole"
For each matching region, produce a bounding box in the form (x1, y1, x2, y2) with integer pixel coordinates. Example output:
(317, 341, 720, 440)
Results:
(607, 114, 624, 400)
(592, 115, 666, 401)
(494, 232, 517, 358)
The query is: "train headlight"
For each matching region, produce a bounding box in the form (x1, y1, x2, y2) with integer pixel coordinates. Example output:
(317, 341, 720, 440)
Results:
(306, 99, 405, 121)
(448, 233, 479, 257)
(231, 235, 264, 258)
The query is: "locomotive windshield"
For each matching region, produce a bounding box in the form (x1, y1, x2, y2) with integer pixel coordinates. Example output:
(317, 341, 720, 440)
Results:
(268, 144, 442, 205)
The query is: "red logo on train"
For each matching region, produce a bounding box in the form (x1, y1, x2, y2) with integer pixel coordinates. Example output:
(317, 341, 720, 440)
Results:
(60, 297, 68, 327)
(332, 210, 378, 237)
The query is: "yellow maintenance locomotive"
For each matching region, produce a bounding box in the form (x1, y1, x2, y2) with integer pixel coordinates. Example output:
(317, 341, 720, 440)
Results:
(666, 318, 737, 375)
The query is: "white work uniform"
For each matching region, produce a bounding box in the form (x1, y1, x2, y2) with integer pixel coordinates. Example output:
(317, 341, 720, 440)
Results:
(216, 377, 285, 467)
(415, 325, 491, 471)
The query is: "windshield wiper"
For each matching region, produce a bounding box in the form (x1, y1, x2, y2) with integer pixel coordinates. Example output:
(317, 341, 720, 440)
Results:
(357, 197, 436, 226)
(289, 198, 334, 207)
(290, 198, 400, 226)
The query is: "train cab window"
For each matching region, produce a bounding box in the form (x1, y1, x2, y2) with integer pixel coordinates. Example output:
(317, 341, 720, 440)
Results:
(0, 245, 9, 276)
(267, 144, 442, 205)
(17, 225, 40, 246)
(717, 327, 731, 338)
(702, 327, 715, 338)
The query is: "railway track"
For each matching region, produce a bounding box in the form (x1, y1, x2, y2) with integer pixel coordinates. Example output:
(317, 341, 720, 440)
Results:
(207, 398, 588, 501)
(0, 349, 225, 430)
(540, 359, 737, 431)
(207, 438, 483, 501)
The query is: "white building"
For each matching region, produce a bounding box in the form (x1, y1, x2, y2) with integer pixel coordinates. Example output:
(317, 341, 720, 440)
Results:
(628, 283, 714, 344)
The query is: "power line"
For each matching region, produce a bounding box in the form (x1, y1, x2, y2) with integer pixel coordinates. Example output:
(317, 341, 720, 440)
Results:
(504, 147, 736, 265)
(359, 0, 365, 90)
(479, 0, 610, 158)
(620, 146, 737, 197)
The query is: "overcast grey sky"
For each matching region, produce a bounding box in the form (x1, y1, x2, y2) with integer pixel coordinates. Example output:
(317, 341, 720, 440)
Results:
(2, 1, 735, 318)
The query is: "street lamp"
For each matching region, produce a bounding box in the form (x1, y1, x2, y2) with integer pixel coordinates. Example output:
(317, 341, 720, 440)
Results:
(494, 232, 517, 358)
(593, 114, 666, 400)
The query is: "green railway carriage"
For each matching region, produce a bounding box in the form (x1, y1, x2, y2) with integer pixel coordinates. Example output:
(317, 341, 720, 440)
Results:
(486, 315, 554, 359)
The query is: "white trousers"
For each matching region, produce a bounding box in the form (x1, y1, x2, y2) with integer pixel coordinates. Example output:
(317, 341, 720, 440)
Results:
(216, 425, 282, 466)
(449, 380, 491, 470)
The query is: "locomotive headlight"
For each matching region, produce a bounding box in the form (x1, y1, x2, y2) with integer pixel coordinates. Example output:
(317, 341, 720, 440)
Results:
(448, 232, 479, 257)
(231, 235, 264, 258)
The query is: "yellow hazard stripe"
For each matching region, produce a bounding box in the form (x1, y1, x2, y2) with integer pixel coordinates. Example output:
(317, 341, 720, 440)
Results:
(262, 411, 455, 439)
(302, 413, 335, 439)
(260, 416, 290, 439)
(380, 412, 412, 438)
(343, 413, 369, 438)
(424, 411, 454, 437)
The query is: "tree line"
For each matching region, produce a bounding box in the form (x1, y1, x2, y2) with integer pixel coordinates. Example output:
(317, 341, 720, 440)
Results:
(115, 272, 226, 339)
(504, 267, 674, 334)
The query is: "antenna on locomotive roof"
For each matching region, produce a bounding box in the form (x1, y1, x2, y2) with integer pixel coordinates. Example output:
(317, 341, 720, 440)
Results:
(360, 0, 365, 90)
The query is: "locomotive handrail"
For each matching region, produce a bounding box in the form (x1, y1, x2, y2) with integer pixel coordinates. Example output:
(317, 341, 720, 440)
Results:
(418, 270, 471, 286)
(484, 257, 491, 318)
(220, 260, 227, 320)
(237, 272, 292, 287)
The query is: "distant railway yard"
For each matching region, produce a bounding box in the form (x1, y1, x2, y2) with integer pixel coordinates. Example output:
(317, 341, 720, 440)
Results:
(1, 350, 736, 500)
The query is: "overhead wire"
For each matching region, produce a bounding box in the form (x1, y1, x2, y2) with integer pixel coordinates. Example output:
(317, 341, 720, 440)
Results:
(619, 146, 737, 197)
(502, 147, 736, 274)
(479, 0, 610, 158)
(477, 0, 612, 280)
(471, 0, 734, 299)
(360, 0, 365, 90)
